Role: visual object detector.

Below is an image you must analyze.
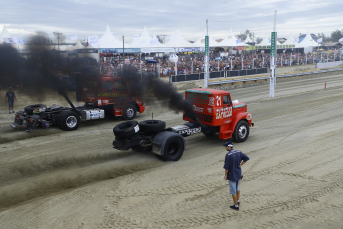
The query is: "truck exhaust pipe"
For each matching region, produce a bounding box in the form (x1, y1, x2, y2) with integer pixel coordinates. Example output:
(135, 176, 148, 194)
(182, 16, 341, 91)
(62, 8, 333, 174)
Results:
(62, 94, 76, 110)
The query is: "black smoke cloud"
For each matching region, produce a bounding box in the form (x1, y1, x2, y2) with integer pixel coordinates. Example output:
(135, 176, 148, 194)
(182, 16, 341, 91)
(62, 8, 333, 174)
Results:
(0, 32, 95, 101)
(121, 65, 196, 119)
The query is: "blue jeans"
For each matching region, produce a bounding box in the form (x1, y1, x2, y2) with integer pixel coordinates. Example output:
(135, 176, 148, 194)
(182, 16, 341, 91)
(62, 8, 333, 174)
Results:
(8, 101, 14, 108)
(229, 179, 241, 195)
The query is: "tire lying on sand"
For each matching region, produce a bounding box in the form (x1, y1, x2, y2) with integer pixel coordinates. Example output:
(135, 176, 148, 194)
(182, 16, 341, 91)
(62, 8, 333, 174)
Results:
(113, 121, 140, 138)
(138, 120, 166, 132)
(59, 111, 80, 131)
(24, 104, 47, 115)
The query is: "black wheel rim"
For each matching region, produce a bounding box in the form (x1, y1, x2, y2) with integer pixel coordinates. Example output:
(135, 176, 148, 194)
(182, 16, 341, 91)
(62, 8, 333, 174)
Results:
(167, 142, 178, 156)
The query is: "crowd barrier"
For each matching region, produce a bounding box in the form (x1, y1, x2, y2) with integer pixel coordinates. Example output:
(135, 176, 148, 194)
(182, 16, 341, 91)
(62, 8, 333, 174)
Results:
(171, 68, 268, 83)
(316, 61, 343, 69)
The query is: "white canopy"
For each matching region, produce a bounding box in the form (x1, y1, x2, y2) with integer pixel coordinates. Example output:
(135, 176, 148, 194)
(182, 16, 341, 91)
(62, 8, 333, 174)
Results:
(129, 26, 165, 48)
(0, 25, 12, 44)
(193, 29, 219, 47)
(244, 36, 252, 43)
(74, 40, 85, 49)
(282, 33, 298, 45)
(257, 32, 282, 46)
(164, 30, 194, 48)
(98, 25, 123, 48)
(298, 31, 318, 48)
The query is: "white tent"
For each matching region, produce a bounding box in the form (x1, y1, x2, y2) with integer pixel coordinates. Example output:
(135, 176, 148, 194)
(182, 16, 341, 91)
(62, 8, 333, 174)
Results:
(129, 26, 165, 49)
(0, 26, 12, 44)
(282, 33, 298, 46)
(298, 31, 318, 48)
(193, 29, 219, 47)
(244, 36, 252, 43)
(257, 32, 282, 46)
(217, 29, 238, 47)
(74, 40, 85, 49)
(164, 30, 194, 48)
(98, 25, 123, 48)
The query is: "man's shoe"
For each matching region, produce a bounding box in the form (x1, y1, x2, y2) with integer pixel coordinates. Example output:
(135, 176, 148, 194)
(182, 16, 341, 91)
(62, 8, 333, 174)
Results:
(230, 205, 239, 211)
(9, 112, 11, 114)
(12, 111, 15, 113)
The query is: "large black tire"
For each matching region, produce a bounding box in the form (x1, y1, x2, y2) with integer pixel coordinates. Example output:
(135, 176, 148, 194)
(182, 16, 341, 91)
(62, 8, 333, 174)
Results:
(59, 111, 80, 131)
(113, 121, 139, 138)
(162, 136, 184, 161)
(131, 145, 152, 153)
(24, 104, 47, 115)
(233, 120, 249, 143)
(138, 120, 166, 132)
(122, 104, 137, 120)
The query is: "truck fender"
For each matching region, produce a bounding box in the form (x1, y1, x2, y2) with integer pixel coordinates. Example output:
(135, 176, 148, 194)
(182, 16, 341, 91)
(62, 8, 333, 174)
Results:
(152, 131, 185, 157)
(122, 101, 139, 113)
(232, 112, 249, 130)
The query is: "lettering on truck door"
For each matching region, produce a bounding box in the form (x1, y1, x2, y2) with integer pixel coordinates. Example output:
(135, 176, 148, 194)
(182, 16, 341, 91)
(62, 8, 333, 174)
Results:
(216, 95, 232, 123)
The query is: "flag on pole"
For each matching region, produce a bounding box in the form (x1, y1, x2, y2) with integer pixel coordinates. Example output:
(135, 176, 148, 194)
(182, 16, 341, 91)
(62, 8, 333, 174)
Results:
(236, 38, 241, 44)
(317, 38, 323, 43)
(71, 35, 77, 40)
(339, 38, 343, 42)
(3, 37, 18, 44)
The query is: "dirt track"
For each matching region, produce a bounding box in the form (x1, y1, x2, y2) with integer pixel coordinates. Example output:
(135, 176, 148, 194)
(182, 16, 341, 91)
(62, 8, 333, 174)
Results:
(1, 70, 343, 229)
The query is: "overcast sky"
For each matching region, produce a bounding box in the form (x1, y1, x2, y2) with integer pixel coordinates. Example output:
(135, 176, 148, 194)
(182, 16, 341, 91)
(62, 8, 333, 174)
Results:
(1, 0, 342, 42)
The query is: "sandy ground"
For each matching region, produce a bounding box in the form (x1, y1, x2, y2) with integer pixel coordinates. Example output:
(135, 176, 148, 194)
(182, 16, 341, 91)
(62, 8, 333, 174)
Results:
(1, 65, 343, 229)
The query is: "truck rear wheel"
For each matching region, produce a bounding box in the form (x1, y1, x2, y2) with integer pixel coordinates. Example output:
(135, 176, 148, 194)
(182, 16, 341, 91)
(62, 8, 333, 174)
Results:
(59, 111, 80, 131)
(24, 104, 47, 115)
(233, 120, 249, 143)
(138, 120, 166, 132)
(162, 136, 184, 161)
(113, 121, 139, 138)
(123, 104, 137, 120)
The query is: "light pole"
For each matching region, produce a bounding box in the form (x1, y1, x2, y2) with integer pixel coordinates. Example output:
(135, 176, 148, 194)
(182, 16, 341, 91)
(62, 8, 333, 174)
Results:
(53, 32, 62, 51)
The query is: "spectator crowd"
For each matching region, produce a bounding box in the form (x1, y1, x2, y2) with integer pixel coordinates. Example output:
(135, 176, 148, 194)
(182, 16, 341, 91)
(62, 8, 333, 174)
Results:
(99, 50, 343, 77)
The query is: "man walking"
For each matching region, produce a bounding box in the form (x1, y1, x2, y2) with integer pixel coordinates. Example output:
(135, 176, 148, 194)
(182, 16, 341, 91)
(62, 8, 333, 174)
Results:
(223, 141, 249, 211)
(5, 87, 17, 114)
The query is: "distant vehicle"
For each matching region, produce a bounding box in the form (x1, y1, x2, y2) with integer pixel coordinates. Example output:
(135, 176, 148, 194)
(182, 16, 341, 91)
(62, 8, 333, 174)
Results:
(112, 88, 254, 161)
(11, 74, 145, 132)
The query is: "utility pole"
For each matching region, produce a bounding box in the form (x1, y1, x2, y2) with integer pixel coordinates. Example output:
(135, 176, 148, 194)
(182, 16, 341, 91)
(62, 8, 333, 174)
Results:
(122, 36, 125, 59)
(53, 32, 62, 51)
(269, 10, 277, 98)
(204, 19, 209, 88)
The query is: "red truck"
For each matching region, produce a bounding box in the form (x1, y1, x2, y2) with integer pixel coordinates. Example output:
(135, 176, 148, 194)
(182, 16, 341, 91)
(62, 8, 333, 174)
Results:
(112, 88, 254, 161)
(11, 74, 145, 132)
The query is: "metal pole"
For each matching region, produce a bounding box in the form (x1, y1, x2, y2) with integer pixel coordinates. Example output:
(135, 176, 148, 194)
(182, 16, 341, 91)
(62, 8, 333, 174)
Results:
(281, 55, 282, 66)
(241, 58, 243, 69)
(204, 19, 209, 88)
(122, 36, 125, 60)
(290, 52, 292, 66)
(231, 59, 232, 71)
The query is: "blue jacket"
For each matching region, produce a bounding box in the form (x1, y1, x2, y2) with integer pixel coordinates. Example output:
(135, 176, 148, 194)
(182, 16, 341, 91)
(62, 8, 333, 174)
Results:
(223, 149, 249, 182)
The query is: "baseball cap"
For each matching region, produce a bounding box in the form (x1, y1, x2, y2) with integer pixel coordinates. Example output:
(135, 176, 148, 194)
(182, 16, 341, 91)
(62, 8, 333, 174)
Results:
(223, 141, 233, 147)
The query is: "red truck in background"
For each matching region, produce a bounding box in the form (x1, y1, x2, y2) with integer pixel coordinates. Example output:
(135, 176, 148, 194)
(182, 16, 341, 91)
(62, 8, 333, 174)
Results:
(11, 74, 145, 132)
(81, 74, 145, 120)
(112, 88, 254, 161)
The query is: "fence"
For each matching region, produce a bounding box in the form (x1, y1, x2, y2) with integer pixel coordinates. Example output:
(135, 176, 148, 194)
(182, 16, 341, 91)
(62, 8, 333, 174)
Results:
(171, 68, 268, 83)
(316, 61, 343, 69)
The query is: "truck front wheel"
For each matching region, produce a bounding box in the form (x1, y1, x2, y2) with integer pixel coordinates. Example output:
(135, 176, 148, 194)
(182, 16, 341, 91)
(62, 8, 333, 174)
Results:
(59, 111, 80, 131)
(233, 120, 249, 143)
(123, 104, 137, 120)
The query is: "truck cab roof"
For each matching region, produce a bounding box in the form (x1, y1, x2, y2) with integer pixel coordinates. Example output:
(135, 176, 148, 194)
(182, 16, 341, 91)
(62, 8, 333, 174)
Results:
(186, 88, 230, 95)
